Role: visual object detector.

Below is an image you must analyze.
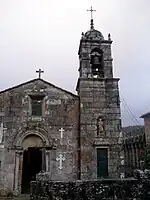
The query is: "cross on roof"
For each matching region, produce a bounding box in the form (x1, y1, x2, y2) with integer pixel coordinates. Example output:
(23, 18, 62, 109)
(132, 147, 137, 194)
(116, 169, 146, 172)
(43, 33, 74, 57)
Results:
(36, 69, 44, 79)
(87, 6, 96, 20)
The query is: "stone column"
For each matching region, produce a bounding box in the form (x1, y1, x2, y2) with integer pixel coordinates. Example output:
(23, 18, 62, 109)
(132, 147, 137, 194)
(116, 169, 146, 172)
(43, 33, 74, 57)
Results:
(128, 144, 132, 175)
(41, 141, 46, 172)
(18, 153, 23, 194)
(46, 150, 50, 172)
(124, 145, 128, 172)
(131, 144, 135, 168)
(14, 151, 20, 195)
(139, 143, 144, 170)
(125, 145, 129, 167)
(128, 145, 131, 167)
(135, 144, 139, 168)
(126, 146, 130, 176)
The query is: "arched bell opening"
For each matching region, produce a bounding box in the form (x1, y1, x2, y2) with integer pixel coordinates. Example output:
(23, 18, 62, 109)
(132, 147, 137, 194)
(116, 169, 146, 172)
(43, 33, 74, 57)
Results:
(90, 48, 104, 78)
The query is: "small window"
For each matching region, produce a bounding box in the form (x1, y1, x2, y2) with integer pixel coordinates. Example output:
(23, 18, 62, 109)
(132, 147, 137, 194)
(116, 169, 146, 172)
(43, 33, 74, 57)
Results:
(30, 95, 44, 116)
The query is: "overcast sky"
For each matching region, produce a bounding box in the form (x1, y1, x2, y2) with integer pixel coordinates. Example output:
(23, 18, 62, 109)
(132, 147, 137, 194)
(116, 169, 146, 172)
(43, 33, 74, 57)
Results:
(0, 0, 150, 126)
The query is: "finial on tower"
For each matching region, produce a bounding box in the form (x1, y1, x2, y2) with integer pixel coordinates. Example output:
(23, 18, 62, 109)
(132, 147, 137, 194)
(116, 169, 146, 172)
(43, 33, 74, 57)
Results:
(87, 6, 96, 29)
(108, 33, 111, 41)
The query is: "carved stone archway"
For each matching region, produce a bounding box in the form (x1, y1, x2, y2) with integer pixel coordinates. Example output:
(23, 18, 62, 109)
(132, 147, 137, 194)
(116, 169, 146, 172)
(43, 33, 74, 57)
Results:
(14, 130, 51, 194)
(21, 134, 43, 149)
(16, 129, 51, 147)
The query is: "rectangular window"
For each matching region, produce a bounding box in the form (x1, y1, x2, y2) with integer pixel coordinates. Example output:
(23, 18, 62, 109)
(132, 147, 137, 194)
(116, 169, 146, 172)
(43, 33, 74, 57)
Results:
(30, 95, 44, 116)
(97, 148, 108, 178)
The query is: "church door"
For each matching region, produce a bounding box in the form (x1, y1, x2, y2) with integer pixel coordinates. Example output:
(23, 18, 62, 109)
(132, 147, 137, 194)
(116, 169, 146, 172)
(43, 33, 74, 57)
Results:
(21, 147, 42, 194)
(97, 148, 108, 178)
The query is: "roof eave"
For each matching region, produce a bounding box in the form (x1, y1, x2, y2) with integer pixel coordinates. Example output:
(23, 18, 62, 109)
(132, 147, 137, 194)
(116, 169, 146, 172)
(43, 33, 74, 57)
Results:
(0, 78, 79, 98)
(140, 112, 150, 118)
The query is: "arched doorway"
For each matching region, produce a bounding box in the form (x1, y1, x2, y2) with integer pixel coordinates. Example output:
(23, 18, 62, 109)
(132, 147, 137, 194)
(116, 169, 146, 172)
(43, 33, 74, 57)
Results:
(21, 147, 42, 194)
(21, 134, 43, 194)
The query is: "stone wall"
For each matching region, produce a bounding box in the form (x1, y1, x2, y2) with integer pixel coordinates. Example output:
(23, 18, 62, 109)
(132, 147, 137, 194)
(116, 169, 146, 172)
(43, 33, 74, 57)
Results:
(77, 78, 121, 179)
(0, 79, 79, 191)
(30, 178, 147, 200)
(141, 115, 150, 145)
(124, 133, 146, 176)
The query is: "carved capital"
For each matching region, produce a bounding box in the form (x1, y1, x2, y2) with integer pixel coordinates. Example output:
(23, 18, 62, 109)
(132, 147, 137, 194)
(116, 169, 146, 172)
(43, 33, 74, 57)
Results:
(16, 151, 23, 156)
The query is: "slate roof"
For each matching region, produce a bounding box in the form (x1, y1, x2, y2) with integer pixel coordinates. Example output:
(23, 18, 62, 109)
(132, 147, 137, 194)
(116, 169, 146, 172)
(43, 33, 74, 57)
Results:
(140, 112, 150, 118)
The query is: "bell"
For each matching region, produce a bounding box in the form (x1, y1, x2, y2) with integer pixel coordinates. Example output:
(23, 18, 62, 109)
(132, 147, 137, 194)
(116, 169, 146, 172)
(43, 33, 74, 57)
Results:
(93, 56, 100, 65)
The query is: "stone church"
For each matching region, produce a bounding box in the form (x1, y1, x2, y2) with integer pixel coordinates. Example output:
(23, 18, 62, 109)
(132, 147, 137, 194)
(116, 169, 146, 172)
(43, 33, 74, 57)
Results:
(0, 13, 122, 194)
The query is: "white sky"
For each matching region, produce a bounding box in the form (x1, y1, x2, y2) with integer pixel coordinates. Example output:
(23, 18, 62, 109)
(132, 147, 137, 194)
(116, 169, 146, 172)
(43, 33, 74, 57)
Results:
(0, 0, 150, 126)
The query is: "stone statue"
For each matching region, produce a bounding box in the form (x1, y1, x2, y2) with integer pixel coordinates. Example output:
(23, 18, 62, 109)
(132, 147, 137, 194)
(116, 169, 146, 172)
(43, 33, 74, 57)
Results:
(120, 173, 125, 179)
(118, 131, 123, 144)
(98, 118, 104, 131)
(97, 118, 105, 136)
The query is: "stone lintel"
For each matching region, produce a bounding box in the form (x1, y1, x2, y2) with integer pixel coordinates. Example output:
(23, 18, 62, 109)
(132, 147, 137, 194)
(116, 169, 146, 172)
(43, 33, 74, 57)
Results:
(93, 141, 110, 146)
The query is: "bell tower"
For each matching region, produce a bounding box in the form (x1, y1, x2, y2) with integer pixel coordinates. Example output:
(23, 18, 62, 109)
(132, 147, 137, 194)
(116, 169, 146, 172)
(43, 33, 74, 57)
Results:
(76, 7, 122, 179)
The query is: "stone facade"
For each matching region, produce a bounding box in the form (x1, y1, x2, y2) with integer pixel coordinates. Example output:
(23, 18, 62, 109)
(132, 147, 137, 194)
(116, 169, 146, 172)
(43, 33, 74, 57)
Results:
(0, 22, 122, 194)
(0, 80, 79, 193)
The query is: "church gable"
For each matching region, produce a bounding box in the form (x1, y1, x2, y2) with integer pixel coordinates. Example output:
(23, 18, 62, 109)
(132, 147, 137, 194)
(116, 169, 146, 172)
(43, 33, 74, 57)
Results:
(0, 78, 78, 98)
(0, 79, 79, 122)
(0, 78, 79, 146)
(0, 78, 80, 188)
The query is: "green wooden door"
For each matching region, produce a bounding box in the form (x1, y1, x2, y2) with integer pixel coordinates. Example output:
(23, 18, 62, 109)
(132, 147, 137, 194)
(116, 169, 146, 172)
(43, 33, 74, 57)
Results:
(97, 148, 108, 178)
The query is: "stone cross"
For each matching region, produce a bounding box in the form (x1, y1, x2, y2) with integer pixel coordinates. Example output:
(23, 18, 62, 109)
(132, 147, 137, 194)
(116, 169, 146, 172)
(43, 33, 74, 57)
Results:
(56, 154, 65, 170)
(0, 123, 7, 143)
(59, 128, 65, 139)
(87, 6, 96, 20)
(36, 68, 44, 79)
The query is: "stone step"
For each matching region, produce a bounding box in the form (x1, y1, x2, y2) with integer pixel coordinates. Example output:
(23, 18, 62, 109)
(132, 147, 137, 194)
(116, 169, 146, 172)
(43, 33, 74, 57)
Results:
(14, 194, 30, 200)
(0, 196, 30, 200)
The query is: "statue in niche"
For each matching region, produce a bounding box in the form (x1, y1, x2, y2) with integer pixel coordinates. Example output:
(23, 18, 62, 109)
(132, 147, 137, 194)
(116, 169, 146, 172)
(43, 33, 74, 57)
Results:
(97, 117, 105, 137)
